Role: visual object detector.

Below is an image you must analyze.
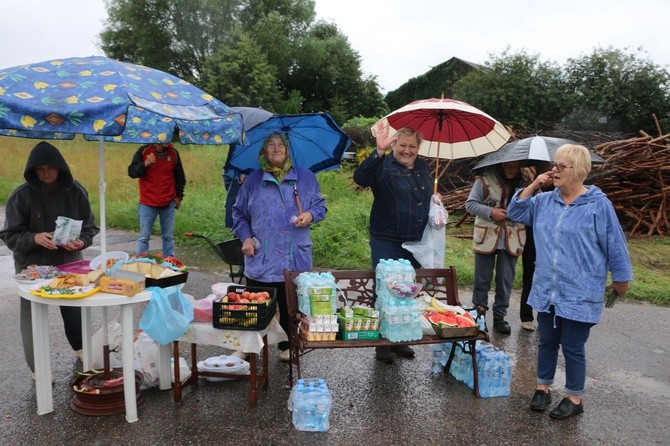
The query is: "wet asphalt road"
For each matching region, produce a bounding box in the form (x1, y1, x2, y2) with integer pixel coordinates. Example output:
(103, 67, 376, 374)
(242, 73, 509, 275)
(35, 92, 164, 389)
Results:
(0, 216, 668, 445)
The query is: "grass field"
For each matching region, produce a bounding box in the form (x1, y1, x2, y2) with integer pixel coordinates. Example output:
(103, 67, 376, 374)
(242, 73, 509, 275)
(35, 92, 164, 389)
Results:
(1, 136, 668, 305)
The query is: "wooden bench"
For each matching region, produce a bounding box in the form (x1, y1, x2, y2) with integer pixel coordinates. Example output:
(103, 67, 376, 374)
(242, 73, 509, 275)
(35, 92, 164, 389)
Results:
(283, 267, 490, 397)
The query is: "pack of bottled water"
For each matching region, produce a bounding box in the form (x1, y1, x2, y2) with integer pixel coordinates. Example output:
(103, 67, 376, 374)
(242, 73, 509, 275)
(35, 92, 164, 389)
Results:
(431, 341, 512, 398)
(294, 272, 338, 316)
(288, 378, 332, 431)
(375, 259, 422, 342)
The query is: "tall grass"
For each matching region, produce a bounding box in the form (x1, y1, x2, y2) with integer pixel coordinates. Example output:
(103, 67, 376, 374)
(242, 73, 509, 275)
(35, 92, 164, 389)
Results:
(1, 136, 668, 304)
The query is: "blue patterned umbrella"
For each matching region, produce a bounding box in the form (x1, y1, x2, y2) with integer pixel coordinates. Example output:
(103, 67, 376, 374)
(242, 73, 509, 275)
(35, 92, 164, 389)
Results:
(0, 56, 243, 254)
(224, 112, 351, 176)
(0, 56, 243, 144)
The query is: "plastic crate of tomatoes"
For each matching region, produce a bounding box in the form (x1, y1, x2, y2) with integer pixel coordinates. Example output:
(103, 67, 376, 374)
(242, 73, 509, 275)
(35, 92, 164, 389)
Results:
(212, 285, 277, 331)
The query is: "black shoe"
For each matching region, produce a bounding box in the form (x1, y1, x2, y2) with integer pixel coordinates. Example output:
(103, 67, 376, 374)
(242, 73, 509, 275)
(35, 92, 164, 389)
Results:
(530, 389, 552, 412)
(375, 347, 393, 363)
(549, 397, 584, 420)
(389, 344, 415, 358)
(493, 318, 511, 334)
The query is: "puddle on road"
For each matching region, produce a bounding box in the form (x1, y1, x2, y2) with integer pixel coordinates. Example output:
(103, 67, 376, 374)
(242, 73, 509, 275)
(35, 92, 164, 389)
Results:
(604, 370, 670, 399)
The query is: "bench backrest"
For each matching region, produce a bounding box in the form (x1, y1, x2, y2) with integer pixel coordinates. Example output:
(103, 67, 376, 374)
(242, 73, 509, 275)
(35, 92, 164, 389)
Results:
(283, 267, 461, 315)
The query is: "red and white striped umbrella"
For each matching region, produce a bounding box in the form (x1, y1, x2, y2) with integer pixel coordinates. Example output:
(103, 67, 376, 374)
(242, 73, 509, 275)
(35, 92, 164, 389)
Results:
(372, 98, 510, 191)
(374, 98, 510, 159)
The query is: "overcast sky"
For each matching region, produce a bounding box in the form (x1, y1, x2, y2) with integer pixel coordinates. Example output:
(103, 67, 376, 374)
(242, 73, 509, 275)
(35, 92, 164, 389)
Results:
(2, 0, 668, 94)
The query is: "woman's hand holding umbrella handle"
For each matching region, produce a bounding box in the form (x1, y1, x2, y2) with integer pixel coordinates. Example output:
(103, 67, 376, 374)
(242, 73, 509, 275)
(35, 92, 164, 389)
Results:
(293, 212, 314, 228)
(241, 237, 256, 257)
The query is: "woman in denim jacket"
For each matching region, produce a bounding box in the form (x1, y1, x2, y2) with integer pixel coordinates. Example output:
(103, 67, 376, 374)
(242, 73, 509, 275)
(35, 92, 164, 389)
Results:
(353, 127, 433, 363)
(508, 144, 632, 420)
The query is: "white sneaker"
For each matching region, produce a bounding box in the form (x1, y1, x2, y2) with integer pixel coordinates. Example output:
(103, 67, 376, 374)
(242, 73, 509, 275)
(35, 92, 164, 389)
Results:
(280, 349, 291, 363)
(521, 321, 535, 331)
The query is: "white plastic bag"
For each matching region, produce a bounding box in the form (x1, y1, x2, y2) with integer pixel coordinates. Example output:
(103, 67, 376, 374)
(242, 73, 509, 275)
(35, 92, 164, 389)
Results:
(171, 356, 192, 384)
(402, 222, 446, 269)
(428, 195, 449, 229)
(91, 321, 123, 369)
(134, 330, 160, 389)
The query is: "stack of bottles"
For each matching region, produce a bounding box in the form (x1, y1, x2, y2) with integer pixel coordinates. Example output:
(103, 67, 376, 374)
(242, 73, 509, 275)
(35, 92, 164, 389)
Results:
(294, 272, 337, 316)
(288, 378, 332, 432)
(430, 341, 513, 398)
(375, 259, 423, 342)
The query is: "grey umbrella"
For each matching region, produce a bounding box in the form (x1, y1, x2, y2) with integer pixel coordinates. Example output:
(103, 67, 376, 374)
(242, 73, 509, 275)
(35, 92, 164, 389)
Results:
(473, 136, 605, 172)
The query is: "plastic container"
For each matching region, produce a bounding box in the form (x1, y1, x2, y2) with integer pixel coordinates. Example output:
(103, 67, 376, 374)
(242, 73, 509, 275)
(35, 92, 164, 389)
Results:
(212, 285, 277, 330)
(290, 378, 331, 432)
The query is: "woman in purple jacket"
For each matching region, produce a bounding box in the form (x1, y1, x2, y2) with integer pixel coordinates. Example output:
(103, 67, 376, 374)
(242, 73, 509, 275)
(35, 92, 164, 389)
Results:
(232, 133, 327, 362)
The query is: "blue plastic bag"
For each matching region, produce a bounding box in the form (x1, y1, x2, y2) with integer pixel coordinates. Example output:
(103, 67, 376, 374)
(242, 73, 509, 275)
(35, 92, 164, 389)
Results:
(140, 286, 194, 345)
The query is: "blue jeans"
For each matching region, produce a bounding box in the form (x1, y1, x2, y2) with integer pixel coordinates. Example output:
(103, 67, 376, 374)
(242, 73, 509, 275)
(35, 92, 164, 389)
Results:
(369, 236, 421, 269)
(537, 308, 595, 396)
(137, 202, 175, 257)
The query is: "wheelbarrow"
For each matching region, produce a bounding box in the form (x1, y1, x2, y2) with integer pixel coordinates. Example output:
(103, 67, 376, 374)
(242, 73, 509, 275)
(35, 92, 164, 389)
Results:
(184, 232, 245, 283)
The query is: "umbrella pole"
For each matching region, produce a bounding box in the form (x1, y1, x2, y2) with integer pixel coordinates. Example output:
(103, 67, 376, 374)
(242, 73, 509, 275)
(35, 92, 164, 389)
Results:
(433, 141, 441, 195)
(98, 137, 111, 378)
(98, 137, 107, 257)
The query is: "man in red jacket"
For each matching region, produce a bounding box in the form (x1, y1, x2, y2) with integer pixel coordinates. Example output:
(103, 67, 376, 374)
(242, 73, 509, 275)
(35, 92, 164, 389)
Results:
(128, 143, 185, 257)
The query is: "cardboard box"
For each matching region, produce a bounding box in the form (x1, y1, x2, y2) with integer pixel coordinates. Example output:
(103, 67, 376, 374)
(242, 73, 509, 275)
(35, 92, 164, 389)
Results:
(340, 330, 380, 341)
(100, 270, 145, 296)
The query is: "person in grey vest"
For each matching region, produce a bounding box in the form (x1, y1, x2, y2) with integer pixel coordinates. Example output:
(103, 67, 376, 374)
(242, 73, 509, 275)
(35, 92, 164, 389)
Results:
(466, 161, 525, 334)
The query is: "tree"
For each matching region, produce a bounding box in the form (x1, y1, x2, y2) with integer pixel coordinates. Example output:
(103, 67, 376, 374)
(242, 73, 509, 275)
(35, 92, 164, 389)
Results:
(201, 33, 283, 111)
(100, 0, 387, 121)
(385, 57, 481, 111)
(453, 49, 568, 133)
(101, 0, 239, 83)
(563, 47, 670, 134)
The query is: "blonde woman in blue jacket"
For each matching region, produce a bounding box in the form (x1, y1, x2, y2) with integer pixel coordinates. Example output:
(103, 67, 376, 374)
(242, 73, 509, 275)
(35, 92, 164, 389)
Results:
(508, 144, 632, 420)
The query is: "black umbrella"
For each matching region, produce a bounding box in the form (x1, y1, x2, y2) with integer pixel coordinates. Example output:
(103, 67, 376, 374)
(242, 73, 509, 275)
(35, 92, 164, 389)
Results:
(473, 136, 605, 172)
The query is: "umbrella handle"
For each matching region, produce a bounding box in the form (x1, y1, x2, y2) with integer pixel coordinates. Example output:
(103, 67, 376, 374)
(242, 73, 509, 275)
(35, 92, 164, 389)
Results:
(293, 184, 303, 215)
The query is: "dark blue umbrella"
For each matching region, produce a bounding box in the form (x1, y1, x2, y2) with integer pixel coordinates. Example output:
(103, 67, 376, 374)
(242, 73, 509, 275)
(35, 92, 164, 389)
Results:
(224, 112, 351, 175)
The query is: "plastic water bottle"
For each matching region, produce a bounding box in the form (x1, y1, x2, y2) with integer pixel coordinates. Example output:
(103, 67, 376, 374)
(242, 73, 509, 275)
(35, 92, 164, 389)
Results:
(291, 380, 307, 430)
(431, 344, 444, 375)
(314, 379, 331, 431)
(399, 300, 411, 341)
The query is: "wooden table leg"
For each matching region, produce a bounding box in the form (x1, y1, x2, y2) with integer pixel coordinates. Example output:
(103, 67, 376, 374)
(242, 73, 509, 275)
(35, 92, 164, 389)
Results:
(172, 341, 182, 402)
(261, 334, 269, 390)
(248, 352, 257, 408)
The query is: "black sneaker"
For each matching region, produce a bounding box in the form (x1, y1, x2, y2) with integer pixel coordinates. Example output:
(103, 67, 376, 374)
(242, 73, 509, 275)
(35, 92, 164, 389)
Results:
(549, 397, 584, 420)
(493, 318, 511, 334)
(389, 344, 415, 358)
(375, 346, 393, 363)
(530, 389, 551, 412)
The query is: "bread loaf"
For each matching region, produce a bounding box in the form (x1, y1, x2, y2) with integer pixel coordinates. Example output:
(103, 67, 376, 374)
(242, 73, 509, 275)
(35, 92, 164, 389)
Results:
(87, 270, 104, 286)
(137, 262, 153, 276)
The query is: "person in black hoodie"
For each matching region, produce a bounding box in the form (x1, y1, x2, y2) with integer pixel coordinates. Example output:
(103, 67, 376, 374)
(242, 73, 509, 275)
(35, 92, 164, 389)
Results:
(0, 141, 99, 374)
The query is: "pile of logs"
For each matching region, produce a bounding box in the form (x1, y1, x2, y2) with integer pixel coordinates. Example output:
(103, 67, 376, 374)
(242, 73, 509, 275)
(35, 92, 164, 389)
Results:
(435, 130, 670, 236)
(591, 134, 669, 236)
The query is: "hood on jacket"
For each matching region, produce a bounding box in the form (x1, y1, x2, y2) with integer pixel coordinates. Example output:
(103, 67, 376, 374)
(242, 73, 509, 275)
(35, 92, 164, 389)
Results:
(24, 141, 73, 188)
(550, 184, 606, 205)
